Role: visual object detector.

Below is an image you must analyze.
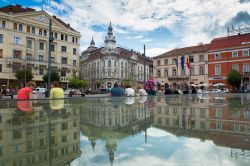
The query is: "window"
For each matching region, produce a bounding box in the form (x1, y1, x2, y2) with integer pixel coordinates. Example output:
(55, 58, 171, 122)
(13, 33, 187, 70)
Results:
(32, 27, 35, 34)
(0, 64, 2, 72)
(39, 68, 44, 75)
(65, 35, 68, 41)
(234, 123, 240, 132)
(61, 123, 68, 130)
(190, 66, 194, 76)
(199, 66, 204, 75)
(39, 29, 42, 35)
(0, 34, 3, 43)
(14, 36, 21, 44)
(13, 130, 22, 139)
(61, 46, 67, 52)
(243, 64, 249, 72)
(73, 48, 77, 55)
(18, 24, 23, 31)
(157, 60, 160, 65)
(61, 57, 67, 64)
(50, 57, 55, 63)
(62, 135, 67, 143)
(39, 42, 44, 50)
(0, 49, 2, 58)
(2, 20, 5, 28)
(232, 51, 238, 58)
(75, 38, 78, 43)
(172, 68, 176, 76)
(13, 50, 21, 59)
(199, 54, 204, 62)
(164, 59, 168, 65)
(164, 69, 168, 77)
(13, 23, 17, 30)
(73, 60, 76, 67)
(74, 132, 77, 140)
(43, 30, 47, 36)
(39, 138, 44, 147)
(27, 39, 32, 48)
(61, 70, 66, 77)
(215, 65, 221, 75)
(26, 54, 32, 60)
(54, 32, 57, 39)
(61, 34, 64, 40)
(108, 60, 111, 67)
(12, 64, 20, 72)
(215, 108, 223, 118)
(39, 55, 44, 61)
(157, 70, 161, 77)
(72, 37, 75, 43)
(108, 70, 111, 77)
(189, 55, 194, 63)
(215, 53, 220, 59)
(13, 144, 21, 153)
(243, 50, 249, 56)
(232, 64, 239, 71)
(172, 58, 176, 65)
(26, 26, 30, 33)
(51, 44, 55, 52)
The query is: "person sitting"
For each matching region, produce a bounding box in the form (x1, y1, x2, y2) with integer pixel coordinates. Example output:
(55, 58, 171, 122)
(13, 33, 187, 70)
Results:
(17, 81, 36, 100)
(124, 83, 135, 96)
(50, 81, 64, 99)
(164, 83, 174, 95)
(145, 76, 156, 95)
(111, 82, 124, 97)
(136, 84, 147, 96)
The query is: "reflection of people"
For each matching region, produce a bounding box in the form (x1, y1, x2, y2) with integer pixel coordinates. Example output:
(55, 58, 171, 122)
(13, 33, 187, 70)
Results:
(17, 81, 36, 100)
(125, 97, 135, 105)
(111, 82, 124, 96)
(50, 99, 64, 110)
(111, 97, 124, 108)
(17, 100, 33, 112)
(137, 96, 147, 103)
(50, 81, 64, 99)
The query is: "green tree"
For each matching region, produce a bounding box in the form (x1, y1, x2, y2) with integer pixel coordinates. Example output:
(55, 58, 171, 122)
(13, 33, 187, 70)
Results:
(15, 69, 33, 85)
(69, 77, 87, 89)
(43, 69, 60, 83)
(227, 69, 241, 90)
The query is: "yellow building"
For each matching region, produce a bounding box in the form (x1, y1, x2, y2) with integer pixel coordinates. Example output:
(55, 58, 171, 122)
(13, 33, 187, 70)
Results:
(153, 44, 209, 88)
(0, 5, 80, 88)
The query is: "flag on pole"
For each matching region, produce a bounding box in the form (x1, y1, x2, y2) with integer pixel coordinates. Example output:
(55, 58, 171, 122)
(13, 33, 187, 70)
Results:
(186, 56, 190, 69)
(181, 55, 185, 69)
(176, 55, 178, 68)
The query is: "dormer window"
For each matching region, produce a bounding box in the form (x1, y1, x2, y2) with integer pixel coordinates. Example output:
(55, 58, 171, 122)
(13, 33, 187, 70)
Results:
(215, 53, 220, 59)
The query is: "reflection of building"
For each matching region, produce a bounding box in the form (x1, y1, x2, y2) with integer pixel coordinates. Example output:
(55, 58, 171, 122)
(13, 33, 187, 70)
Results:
(0, 101, 81, 166)
(208, 33, 250, 88)
(154, 95, 250, 159)
(153, 44, 209, 87)
(0, 5, 80, 88)
(79, 97, 153, 165)
(80, 22, 153, 90)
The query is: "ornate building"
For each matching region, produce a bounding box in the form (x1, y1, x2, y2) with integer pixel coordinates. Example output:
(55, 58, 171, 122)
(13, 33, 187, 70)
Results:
(0, 5, 80, 88)
(80, 22, 153, 90)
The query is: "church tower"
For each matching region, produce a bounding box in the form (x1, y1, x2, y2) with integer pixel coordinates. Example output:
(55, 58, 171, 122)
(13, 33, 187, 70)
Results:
(104, 22, 116, 50)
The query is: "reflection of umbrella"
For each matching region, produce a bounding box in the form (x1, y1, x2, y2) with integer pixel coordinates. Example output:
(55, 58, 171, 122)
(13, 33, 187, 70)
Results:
(213, 83, 225, 87)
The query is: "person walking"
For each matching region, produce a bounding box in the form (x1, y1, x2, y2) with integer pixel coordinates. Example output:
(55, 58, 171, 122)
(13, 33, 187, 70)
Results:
(145, 76, 156, 95)
(50, 81, 64, 99)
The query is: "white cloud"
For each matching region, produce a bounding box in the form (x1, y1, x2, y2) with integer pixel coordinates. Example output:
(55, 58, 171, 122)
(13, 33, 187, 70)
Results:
(134, 35, 143, 39)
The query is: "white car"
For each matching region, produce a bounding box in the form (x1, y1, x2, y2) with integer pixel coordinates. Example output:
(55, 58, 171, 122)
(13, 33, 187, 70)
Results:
(222, 88, 229, 93)
(210, 89, 222, 93)
(33, 88, 46, 94)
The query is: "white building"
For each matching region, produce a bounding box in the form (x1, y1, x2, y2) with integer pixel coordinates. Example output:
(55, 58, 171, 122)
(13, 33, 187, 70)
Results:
(80, 22, 152, 90)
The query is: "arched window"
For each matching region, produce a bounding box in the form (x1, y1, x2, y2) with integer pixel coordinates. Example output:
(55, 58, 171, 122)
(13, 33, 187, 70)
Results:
(108, 60, 111, 67)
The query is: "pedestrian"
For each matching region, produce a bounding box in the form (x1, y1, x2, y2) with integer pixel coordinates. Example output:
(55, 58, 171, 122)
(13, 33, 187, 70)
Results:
(145, 76, 156, 95)
(111, 82, 124, 97)
(17, 81, 36, 100)
(50, 81, 64, 99)
(136, 84, 147, 96)
(124, 83, 135, 96)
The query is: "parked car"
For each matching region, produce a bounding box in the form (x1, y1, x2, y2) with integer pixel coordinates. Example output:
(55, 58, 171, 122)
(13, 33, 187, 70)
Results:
(222, 88, 229, 93)
(33, 88, 46, 94)
(209, 89, 222, 93)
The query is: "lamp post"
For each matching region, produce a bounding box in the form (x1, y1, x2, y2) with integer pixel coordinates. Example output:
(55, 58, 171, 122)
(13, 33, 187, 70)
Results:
(47, 19, 53, 95)
(143, 45, 146, 87)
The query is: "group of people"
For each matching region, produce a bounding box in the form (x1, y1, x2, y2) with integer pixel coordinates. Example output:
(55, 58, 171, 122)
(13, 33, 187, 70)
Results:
(17, 81, 64, 112)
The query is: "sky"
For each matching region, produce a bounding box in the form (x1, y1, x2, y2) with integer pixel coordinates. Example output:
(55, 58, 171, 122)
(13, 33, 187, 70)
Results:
(0, 0, 250, 57)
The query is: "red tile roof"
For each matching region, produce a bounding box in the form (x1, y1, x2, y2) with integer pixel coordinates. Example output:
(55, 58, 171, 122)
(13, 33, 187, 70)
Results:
(209, 33, 250, 51)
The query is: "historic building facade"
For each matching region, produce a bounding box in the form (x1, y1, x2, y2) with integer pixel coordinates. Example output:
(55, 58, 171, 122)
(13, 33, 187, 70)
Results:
(80, 22, 152, 90)
(0, 5, 80, 88)
(208, 33, 250, 89)
(153, 44, 209, 88)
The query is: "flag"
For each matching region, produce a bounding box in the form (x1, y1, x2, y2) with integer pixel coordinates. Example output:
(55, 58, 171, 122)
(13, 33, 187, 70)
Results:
(181, 55, 185, 69)
(186, 57, 190, 69)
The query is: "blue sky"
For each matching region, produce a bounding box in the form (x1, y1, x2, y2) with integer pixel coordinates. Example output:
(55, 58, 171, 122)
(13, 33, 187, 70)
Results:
(1, 0, 250, 57)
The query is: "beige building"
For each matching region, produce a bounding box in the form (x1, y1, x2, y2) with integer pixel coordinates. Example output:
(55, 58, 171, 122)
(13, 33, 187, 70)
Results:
(153, 44, 209, 88)
(0, 5, 80, 88)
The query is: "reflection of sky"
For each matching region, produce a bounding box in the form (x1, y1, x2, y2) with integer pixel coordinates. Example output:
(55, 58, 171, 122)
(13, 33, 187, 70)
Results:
(71, 128, 250, 166)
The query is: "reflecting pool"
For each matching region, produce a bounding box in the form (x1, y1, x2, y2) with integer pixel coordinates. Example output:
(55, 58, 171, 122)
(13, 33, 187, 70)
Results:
(0, 94, 250, 166)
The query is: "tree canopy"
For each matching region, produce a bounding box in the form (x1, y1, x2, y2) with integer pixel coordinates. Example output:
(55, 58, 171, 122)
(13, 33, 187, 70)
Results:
(69, 77, 87, 89)
(227, 69, 241, 89)
(43, 69, 60, 83)
(15, 69, 33, 84)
